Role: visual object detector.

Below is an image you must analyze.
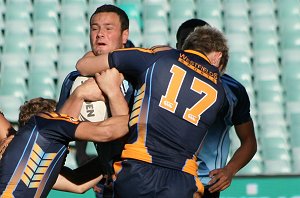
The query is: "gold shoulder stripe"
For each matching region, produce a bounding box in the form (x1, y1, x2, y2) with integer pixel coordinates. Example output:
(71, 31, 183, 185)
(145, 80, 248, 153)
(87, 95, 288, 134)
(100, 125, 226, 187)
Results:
(184, 50, 210, 63)
(112, 47, 154, 54)
(37, 112, 79, 124)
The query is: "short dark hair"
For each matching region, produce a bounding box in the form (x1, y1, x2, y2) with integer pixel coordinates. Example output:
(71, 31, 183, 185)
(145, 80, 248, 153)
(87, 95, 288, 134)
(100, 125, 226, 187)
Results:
(176, 19, 210, 49)
(90, 4, 129, 32)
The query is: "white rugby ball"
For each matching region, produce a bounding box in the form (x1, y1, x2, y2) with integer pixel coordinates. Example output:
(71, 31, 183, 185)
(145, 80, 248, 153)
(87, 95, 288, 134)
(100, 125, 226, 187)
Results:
(70, 76, 108, 122)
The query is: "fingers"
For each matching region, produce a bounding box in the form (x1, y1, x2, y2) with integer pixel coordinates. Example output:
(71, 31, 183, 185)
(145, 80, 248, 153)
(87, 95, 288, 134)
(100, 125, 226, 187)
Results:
(208, 178, 230, 193)
(208, 168, 232, 193)
(94, 69, 124, 98)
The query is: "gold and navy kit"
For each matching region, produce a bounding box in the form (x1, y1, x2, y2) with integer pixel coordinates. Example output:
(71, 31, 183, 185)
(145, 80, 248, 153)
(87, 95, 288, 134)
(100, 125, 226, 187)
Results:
(108, 48, 227, 197)
(0, 112, 79, 198)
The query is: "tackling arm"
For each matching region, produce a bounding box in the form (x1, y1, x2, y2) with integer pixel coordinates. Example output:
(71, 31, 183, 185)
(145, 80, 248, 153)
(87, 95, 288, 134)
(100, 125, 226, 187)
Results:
(76, 51, 110, 76)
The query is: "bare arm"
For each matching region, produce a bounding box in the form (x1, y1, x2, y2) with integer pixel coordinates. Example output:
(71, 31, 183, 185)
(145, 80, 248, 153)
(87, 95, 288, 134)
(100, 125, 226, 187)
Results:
(95, 69, 129, 116)
(58, 78, 104, 118)
(53, 174, 103, 194)
(208, 120, 257, 193)
(76, 51, 110, 76)
(75, 115, 129, 142)
(53, 156, 108, 193)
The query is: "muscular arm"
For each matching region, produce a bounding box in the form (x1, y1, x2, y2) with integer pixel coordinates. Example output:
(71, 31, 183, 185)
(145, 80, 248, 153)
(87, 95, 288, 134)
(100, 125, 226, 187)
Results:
(53, 174, 103, 194)
(75, 70, 129, 142)
(76, 51, 110, 76)
(58, 78, 104, 118)
(75, 115, 129, 142)
(53, 157, 106, 193)
(208, 120, 257, 193)
(95, 70, 129, 116)
(226, 120, 257, 175)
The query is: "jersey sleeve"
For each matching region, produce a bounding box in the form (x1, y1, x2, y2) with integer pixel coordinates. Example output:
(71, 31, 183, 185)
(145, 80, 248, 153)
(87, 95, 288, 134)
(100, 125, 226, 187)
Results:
(108, 48, 165, 80)
(231, 84, 252, 125)
(36, 113, 80, 144)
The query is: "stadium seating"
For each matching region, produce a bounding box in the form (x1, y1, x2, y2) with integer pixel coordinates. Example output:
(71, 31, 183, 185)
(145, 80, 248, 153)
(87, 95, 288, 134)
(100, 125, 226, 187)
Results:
(226, 33, 252, 57)
(0, 0, 5, 17)
(292, 153, 300, 174)
(88, 0, 115, 18)
(142, 19, 169, 47)
(5, 0, 32, 28)
(196, 0, 223, 30)
(33, 0, 60, 27)
(33, 20, 60, 46)
(27, 74, 56, 100)
(238, 158, 263, 175)
(0, 95, 24, 122)
(29, 53, 57, 79)
(117, 1, 142, 26)
(0, 80, 27, 102)
(169, 0, 195, 46)
(264, 159, 292, 174)
(59, 36, 87, 54)
(60, 4, 88, 41)
(31, 36, 59, 63)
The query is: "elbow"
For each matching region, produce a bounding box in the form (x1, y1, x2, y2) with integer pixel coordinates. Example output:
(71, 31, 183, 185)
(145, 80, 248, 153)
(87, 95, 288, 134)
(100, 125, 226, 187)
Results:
(102, 128, 115, 142)
(249, 138, 258, 157)
(75, 59, 87, 76)
(75, 188, 88, 194)
(96, 125, 129, 142)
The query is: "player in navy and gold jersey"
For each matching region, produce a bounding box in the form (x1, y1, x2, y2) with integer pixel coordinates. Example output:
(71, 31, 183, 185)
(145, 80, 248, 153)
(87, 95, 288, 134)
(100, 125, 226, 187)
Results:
(176, 19, 257, 198)
(76, 26, 229, 197)
(0, 98, 106, 194)
(0, 76, 129, 198)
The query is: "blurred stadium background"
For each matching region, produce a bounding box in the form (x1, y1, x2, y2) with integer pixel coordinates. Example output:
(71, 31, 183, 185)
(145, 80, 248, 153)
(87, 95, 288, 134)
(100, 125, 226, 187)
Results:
(0, 0, 300, 197)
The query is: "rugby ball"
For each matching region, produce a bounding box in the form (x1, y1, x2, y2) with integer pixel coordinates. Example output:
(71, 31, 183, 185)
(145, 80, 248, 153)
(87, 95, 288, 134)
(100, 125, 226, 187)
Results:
(70, 76, 108, 122)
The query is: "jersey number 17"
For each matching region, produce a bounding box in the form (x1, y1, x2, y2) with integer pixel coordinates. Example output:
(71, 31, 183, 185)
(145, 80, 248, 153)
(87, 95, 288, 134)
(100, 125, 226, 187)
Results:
(159, 65, 217, 126)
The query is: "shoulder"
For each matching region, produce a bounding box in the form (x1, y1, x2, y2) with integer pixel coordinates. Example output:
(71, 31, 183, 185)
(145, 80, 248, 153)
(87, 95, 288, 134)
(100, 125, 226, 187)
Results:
(221, 74, 248, 95)
(37, 112, 80, 124)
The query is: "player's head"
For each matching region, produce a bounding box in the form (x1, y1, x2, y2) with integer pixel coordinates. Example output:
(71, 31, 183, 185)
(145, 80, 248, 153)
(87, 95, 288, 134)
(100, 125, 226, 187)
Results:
(18, 98, 56, 127)
(90, 4, 129, 55)
(176, 18, 210, 50)
(182, 26, 229, 73)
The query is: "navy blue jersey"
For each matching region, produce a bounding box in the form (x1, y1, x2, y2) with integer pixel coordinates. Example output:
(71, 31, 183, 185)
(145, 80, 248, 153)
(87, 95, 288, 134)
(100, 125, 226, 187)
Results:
(198, 74, 252, 186)
(109, 48, 227, 176)
(0, 113, 79, 198)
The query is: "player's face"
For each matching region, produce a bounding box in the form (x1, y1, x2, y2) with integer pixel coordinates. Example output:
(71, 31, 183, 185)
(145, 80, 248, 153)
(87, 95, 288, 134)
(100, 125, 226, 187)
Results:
(90, 12, 129, 56)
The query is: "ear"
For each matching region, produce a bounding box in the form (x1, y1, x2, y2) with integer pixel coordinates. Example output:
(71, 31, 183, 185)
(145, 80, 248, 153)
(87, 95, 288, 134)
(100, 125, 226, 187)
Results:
(122, 29, 129, 45)
(214, 52, 222, 61)
(212, 52, 222, 67)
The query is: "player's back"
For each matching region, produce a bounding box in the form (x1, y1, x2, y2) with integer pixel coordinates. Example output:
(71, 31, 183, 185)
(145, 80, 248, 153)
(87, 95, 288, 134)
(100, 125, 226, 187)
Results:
(116, 49, 227, 176)
(0, 113, 78, 198)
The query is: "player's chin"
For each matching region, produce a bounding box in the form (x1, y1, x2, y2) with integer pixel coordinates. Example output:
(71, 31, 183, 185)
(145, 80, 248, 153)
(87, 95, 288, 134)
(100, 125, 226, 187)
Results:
(95, 46, 110, 55)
